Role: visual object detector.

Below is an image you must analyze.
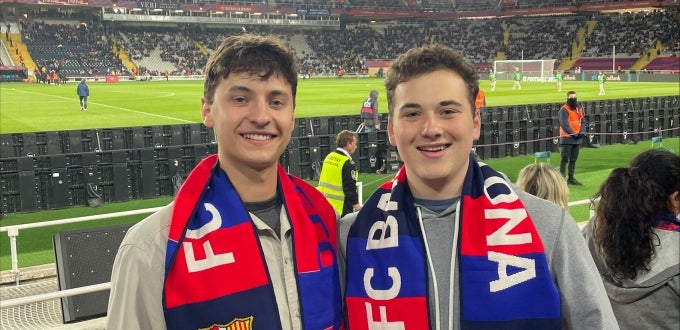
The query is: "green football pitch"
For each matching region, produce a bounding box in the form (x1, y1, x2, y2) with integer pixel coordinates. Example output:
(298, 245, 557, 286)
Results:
(1, 78, 679, 133)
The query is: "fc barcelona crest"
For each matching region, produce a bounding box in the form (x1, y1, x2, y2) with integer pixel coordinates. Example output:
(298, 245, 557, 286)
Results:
(200, 316, 253, 330)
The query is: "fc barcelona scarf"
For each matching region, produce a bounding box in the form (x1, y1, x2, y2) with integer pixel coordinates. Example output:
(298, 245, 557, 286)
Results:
(345, 155, 561, 329)
(163, 155, 343, 330)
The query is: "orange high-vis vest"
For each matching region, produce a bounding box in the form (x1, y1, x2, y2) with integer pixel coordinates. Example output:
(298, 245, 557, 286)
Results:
(559, 104, 584, 137)
(475, 90, 486, 111)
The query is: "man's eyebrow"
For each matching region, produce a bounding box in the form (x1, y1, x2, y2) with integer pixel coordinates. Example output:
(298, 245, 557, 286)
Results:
(228, 85, 252, 93)
(399, 100, 464, 109)
(439, 100, 464, 107)
(268, 89, 291, 98)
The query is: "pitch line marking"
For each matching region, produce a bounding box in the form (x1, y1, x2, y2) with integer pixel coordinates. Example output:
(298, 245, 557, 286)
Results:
(4, 88, 194, 123)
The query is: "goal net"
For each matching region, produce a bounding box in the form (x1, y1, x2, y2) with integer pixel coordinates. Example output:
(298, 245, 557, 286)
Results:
(493, 59, 557, 82)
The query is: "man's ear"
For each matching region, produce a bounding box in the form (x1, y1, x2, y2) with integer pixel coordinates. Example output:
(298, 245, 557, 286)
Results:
(201, 97, 213, 127)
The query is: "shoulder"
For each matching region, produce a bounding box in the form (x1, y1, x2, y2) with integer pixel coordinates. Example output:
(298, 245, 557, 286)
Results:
(121, 203, 172, 252)
(338, 211, 358, 252)
(513, 187, 575, 250)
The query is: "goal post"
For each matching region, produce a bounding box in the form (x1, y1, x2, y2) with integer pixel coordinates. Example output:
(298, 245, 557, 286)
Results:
(493, 59, 557, 82)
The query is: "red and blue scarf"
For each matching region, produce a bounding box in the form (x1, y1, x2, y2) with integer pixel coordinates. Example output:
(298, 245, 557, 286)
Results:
(163, 155, 343, 329)
(654, 212, 680, 232)
(345, 156, 561, 329)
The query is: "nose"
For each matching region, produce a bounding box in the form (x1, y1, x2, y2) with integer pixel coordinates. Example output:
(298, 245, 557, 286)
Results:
(420, 113, 442, 138)
(249, 99, 271, 126)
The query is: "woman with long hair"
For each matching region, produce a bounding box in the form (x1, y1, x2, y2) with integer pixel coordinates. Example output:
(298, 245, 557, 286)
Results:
(583, 149, 680, 330)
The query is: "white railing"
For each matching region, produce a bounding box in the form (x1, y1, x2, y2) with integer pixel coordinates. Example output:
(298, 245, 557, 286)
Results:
(0, 196, 595, 309)
(0, 207, 163, 285)
(0, 282, 111, 309)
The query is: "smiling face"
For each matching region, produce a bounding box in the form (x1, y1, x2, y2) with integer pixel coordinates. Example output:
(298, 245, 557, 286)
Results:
(201, 72, 294, 175)
(387, 69, 480, 199)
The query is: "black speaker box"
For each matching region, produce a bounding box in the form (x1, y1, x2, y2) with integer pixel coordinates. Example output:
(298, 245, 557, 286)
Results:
(53, 223, 134, 323)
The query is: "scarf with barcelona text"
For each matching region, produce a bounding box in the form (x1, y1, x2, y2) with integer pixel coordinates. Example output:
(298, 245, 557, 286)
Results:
(163, 155, 343, 330)
(345, 155, 561, 329)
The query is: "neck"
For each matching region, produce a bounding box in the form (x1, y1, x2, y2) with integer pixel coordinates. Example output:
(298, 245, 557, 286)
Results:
(406, 169, 465, 201)
(218, 160, 279, 202)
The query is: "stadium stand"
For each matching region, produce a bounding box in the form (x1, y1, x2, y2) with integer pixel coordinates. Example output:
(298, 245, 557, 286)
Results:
(645, 56, 680, 73)
(24, 21, 126, 78)
(3, 5, 677, 79)
(572, 57, 637, 72)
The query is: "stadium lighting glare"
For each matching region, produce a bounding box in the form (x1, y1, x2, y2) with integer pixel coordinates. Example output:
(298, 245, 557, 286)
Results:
(152, 8, 163, 12)
(252, 12, 261, 16)
(289, 13, 298, 17)
(370, 20, 376, 23)
(174, 10, 183, 13)
(131, 8, 142, 11)
(235, 11, 243, 14)
(215, 11, 224, 14)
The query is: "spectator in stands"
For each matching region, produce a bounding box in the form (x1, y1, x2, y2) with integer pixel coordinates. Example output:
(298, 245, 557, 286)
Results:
(76, 78, 89, 111)
(318, 130, 360, 217)
(339, 43, 618, 329)
(359, 89, 380, 132)
(559, 90, 586, 186)
(583, 149, 679, 330)
(106, 34, 343, 330)
(517, 162, 570, 209)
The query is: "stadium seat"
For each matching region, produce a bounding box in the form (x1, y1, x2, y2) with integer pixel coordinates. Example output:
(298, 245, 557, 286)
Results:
(534, 151, 551, 164)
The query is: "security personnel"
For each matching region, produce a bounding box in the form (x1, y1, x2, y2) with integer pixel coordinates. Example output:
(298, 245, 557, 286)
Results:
(318, 130, 360, 217)
(475, 89, 486, 113)
(558, 90, 585, 185)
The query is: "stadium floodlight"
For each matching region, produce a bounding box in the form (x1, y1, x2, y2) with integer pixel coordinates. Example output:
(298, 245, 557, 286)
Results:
(493, 59, 557, 82)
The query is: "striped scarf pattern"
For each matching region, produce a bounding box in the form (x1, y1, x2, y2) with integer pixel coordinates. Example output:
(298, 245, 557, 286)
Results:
(345, 156, 561, 329)
(163, 155, 343, 329)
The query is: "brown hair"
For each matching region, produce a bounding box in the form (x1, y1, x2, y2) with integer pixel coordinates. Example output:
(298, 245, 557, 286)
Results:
(384, 44, 479, 119)
(335, 130, 357, 148)
(203, 34, 298, 105)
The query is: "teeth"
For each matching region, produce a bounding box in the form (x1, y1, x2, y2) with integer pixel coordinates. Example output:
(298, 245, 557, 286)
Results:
(420, 146, 446, 152)
(243, 134, 272, 141)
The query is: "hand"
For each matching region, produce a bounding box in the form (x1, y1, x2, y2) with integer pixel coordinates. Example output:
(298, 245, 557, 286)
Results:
(375, 124, 380, 130)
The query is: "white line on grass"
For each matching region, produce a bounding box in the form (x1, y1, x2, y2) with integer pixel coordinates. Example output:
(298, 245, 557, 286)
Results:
(5, 88, 194, 123)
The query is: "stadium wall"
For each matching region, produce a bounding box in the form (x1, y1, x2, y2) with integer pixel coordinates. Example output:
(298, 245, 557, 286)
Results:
(0, 96, 678, 214)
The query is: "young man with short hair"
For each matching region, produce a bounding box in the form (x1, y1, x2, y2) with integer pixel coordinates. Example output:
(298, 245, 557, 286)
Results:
(340, 44, 618, 329)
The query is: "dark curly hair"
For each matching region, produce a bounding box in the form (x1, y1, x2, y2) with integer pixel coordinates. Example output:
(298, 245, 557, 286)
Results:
(591, 149, 680, 281)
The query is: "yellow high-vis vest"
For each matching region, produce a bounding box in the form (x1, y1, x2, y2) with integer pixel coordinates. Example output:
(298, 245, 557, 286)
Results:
(318, 151, 357, 215)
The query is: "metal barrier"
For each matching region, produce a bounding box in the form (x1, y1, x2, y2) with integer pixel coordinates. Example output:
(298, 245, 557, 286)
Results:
(0, 207, 162, 285)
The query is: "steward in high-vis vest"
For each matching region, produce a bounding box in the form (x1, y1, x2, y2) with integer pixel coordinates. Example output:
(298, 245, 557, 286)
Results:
(475, 89, 486, 113)
(318, 130, 360, 217)
(558, 90, 585, 186)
